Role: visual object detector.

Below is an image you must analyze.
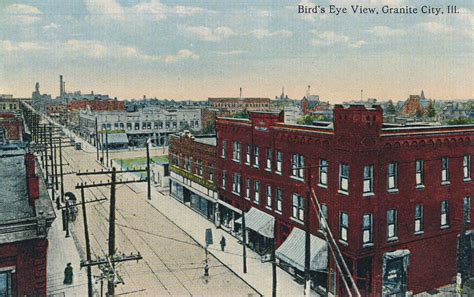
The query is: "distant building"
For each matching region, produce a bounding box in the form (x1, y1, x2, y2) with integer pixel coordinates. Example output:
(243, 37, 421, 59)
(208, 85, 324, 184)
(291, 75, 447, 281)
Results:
(78, 107, 202, 147)
(400, 91, 431, 116)
(0, 95, 28, 112)
(0, 113, 23, 144)
(208, 97, 271, 113)
(31, 83, 53, 113)
(300, 85, 321, 114)
(0, 150, 55, 296)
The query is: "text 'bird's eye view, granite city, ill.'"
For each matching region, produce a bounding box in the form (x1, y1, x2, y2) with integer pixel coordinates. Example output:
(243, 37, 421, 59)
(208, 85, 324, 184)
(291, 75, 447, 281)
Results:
(0, 0, 473, 296)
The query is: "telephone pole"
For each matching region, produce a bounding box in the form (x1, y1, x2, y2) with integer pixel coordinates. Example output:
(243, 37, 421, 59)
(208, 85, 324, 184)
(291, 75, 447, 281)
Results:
(304, 166, 311, 296)
(108, 167, 116, 296)
(146, 138, 151, 200)
(242, 208, 247, 274)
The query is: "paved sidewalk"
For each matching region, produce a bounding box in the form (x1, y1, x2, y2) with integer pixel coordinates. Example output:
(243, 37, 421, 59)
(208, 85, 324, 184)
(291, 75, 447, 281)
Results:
(116, 166, 317, 297)
(46, 197, 89, 296)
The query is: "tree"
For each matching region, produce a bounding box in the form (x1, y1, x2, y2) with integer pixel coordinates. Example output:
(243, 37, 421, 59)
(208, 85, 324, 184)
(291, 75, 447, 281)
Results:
(415, 107, 424, 119)
(427, 101, 436, 118)
(297, 114, 318, 125)
(386, 100, 397, 115)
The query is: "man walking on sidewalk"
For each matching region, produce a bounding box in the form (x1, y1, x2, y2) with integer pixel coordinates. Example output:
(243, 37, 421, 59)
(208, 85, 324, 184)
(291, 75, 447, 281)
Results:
(220, 235, 226, 252)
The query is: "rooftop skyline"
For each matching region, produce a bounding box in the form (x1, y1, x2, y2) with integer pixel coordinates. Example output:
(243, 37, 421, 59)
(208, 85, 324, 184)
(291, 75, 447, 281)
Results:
(0, 0, 473, 103)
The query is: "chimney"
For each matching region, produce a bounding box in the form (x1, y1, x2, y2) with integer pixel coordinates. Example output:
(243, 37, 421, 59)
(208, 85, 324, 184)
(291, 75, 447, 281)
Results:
(239, 87, 242, 99)
(59, 75, 64, 98)
(25, 153, 40, 202)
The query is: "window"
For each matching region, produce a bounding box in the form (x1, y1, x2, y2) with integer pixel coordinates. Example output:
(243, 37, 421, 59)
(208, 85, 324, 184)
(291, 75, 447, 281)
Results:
(221, 140, 226, 159)
(363, 165, 374, 194)
(464, 155, 472, 181)
(415, 205, 424, 233)
(387, 209, 397, 240)
(319, 159, 328, 187)
(441, 157, 450, 183)
(158, 122, 163, 129)
(209, 163, 214, 181)
(154, 122, 159, 129)
(276, 188, 283, 212)
(254, 181, 260, 203)
(184, 157, 190, 171)
(416, 160, 424, 187)
(147, 122, 152, 129)
(362, 214, 373, 245)
(222, 170, 227, 189)
(266, 148, 272, 170)
(246, 144, 251, 164)
(127, 122, 132, 130)
(388, 163, 398, 191)
(196, 160, 203, 176)
(135, 122, 140, 130)
(254, 146, 260, 167)
(291, 154, 305, 179)
(465, 197, 471, 223)
(339, 163, 349, 193)
(441, 200, 449, 227)
(232, 173, 241, 195)
(292, 194, 304, 221)
(266, 185, 272, 207)
(276, 151, 283, 174)
(340, 212, 348, 243)
(0, 271, 12, 296)
(320, 204, 328, 231)
(142, 122, 147, 129)
(246, 178, 251, 198)
(232, 141, 241, 162)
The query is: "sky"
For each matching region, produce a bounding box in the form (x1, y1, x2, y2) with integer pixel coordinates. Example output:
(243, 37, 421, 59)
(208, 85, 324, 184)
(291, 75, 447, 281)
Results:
(0, 0, 472, 103)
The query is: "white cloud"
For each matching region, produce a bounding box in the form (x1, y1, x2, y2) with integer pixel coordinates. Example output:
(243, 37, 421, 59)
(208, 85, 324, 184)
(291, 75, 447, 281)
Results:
(182, 26, 236, 42)
(1, 39, 197, 63)
(43, 22, 60, 31)
(214, 50, 246, 56)
(165, 49, 199, 63)
(417, 22, 454, 34)
(84, 0, 209, 22)
(310, 31, 366, 48)
(250, 29, 293, 39)
(3, 4, 42, 24)
(1, 40, 47, 52)
(367, 26, 406, 37)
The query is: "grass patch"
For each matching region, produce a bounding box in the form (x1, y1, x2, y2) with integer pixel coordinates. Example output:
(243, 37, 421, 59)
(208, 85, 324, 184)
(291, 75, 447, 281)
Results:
(114, 155, 169, 169)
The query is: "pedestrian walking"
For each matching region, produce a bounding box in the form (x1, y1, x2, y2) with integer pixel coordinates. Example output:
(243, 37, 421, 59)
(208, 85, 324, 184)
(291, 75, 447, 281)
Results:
(220, 235, 226, 252)
(63, 263, 73, 285)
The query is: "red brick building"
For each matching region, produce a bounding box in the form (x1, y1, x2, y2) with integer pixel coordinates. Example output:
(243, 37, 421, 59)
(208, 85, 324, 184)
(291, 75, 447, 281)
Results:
(0, 151, 55, 296)
(215, 105, 474, 296)
(0, 113, 23, 143)
(68, 99, 125, 112)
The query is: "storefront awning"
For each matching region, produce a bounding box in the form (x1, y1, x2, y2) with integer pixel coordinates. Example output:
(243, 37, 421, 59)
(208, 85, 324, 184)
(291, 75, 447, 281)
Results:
(275, 227, 328, 272)
(235, 207, 274, 238)
(384, 249, 410, 260)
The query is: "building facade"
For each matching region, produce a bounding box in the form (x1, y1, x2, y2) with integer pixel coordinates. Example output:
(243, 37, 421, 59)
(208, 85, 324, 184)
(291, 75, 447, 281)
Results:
(214, 106, 474, 296)
(208, 97, 271, 113)
(78, 107, 202, 147)
(169, 133, 221, 223)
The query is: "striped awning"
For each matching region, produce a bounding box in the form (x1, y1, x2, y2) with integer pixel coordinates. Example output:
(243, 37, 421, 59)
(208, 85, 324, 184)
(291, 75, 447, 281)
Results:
(235, 207, 274, 238)
(276, 227, 328, 272)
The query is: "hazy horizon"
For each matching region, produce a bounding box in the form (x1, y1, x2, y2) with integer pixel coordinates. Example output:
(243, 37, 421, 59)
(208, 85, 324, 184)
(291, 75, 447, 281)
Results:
(1, 0, 473, 103)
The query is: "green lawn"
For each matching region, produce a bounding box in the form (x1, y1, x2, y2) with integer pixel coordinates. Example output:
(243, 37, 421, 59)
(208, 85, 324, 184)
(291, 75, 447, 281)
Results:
(114, 155, 169, 170)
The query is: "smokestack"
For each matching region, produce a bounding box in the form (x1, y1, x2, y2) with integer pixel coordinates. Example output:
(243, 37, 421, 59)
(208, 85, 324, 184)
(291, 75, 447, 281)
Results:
(59, 75, 64, 98)
(306, 85, 310, 98)
(239, 87, 242, 99)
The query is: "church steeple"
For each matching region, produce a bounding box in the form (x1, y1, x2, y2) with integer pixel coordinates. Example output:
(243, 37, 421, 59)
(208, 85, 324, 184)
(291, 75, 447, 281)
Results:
(420, 90, 425, 99)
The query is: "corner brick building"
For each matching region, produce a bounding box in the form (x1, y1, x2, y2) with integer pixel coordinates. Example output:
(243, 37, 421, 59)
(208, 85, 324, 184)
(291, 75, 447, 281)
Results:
(171, 105, 474, 295)
(0, 151, 55, 296)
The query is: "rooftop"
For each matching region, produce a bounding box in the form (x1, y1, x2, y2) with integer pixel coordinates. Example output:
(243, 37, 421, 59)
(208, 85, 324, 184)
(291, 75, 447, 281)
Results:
(0, 151, 34, 222)
(194, 136, 217, 146)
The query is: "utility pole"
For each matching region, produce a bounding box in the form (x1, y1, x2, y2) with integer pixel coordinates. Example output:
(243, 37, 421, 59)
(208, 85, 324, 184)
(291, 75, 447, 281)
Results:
(272, 225, 277, 297)
(59, 139, 65, 203)
(105, 131, 109, 167)
(81, 186, 94, 297)
(146, 138, 151, 200)
(44, 125, 49, 185)
(108, 166, 116, 296)
(304, 166, 312, 296)
(95, 117, 99, 161)
(242, 208, 247, 274)
(101, 133, 105, 165)
(75, 168, 147, 295)
(49, 125, 55, 191)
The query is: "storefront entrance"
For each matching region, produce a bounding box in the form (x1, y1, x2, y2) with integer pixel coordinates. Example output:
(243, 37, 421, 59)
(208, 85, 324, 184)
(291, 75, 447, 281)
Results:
(382, 250, 410, 296)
